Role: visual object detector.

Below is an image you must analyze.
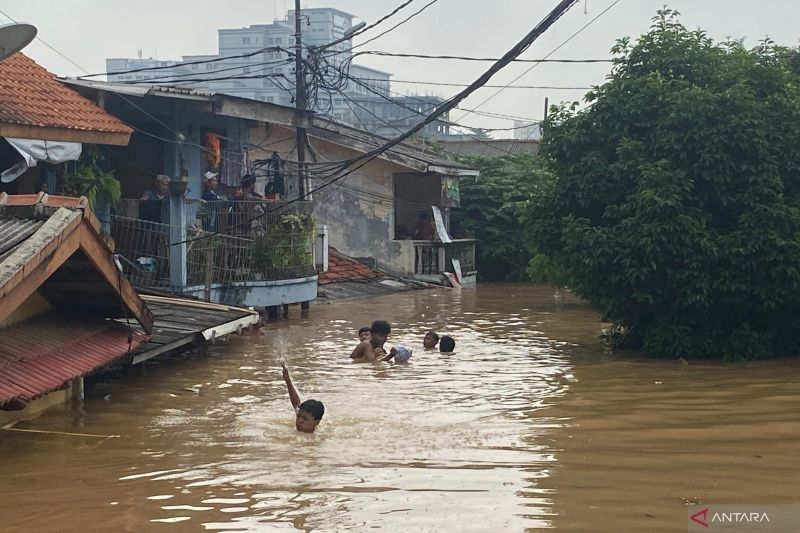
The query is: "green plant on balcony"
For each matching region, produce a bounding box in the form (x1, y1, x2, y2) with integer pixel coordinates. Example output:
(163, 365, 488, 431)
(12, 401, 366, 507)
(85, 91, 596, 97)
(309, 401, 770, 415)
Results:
(251, 213, 313, 273)
(60, 153, 122, 210)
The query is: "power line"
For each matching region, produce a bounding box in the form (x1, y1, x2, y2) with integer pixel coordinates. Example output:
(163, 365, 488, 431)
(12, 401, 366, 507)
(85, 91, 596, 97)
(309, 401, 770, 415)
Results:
(455, 0, 623, 122)
(351, 0, 440, 52)
(80, 47, 288, 79)
(357, 78, 594, 90)
(353, 50, 612, 63)
(114, 57, 294, 84)
(316, 0, 417, 51)
(169, 0, 584, 248)
(0, 7, 88, 72)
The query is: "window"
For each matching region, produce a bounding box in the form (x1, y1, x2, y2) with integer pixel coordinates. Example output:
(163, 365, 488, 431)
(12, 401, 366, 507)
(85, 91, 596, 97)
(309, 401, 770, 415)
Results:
(192, 64, 199, 71)
(243, 37, 251, 44)
(243, 66, 250, 74)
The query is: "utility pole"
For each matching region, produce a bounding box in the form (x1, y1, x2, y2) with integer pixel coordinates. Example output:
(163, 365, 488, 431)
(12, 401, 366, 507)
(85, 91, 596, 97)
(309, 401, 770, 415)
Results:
(294, 0, 307, 199)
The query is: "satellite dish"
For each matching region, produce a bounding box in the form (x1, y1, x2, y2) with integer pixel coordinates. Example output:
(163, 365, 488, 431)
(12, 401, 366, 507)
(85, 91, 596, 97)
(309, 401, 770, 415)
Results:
(0, 23, 37, 62)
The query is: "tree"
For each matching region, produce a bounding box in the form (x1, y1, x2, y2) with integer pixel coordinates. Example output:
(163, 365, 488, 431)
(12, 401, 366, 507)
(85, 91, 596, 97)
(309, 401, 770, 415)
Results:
(527, 9, 800, 360)
(452, 153, 554, 281)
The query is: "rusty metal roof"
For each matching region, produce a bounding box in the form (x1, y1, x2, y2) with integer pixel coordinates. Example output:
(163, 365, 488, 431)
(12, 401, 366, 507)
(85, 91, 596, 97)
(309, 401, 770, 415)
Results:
(0, 316, 146, 405)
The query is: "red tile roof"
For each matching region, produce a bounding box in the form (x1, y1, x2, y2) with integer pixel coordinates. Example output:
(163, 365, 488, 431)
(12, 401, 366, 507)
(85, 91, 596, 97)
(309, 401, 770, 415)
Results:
(318, 249, 382, 285)
(0, 53, 132, 142)
(0, 317, 146, 405)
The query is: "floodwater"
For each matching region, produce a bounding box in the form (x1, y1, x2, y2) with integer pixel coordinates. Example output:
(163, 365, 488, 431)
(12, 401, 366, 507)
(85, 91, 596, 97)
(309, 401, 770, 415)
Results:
(1, 284, 799, 532)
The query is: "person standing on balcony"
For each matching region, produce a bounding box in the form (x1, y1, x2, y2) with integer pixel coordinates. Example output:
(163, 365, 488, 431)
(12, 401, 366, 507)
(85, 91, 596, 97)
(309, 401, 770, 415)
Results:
(414, 211, 436, 240)
(232, 174, 263, 201)
(139, 174, 170, 223)
(141, 174, 170, 201)
(202, 171, 222, 202)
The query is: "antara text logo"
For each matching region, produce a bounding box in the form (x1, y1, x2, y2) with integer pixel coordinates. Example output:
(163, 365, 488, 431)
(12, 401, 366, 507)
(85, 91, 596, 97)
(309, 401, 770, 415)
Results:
(688, 505, 800, 532)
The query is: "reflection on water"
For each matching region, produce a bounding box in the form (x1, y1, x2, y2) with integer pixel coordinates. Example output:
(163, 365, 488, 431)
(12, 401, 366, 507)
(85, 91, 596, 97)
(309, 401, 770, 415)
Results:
(0, 285, 589, 531)
(2, 284, 798, 532)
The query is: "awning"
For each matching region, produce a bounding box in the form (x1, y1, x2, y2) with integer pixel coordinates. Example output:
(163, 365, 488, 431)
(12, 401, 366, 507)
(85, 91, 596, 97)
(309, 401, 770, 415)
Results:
(0, 316, 146, 406)
(1, 137, 82, 183)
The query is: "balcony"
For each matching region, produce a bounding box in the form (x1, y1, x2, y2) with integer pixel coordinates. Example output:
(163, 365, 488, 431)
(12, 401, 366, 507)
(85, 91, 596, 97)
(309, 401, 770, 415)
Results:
(411, 239, 477, 285)
(108, 199, 317, 306)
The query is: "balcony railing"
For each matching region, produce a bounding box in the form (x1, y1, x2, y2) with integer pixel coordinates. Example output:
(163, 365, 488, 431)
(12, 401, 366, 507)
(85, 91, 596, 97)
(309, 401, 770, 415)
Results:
(413, 239, 477, 276)
(109, 199, 316, 290)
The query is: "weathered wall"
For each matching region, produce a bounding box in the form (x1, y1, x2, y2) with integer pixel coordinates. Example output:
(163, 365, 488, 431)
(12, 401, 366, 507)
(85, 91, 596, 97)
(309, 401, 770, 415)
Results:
(249, 125, 418, 271)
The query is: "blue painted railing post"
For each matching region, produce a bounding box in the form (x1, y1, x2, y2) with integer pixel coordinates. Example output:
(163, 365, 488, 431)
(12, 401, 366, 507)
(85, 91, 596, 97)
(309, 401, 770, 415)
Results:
(169, 176, 188, 291)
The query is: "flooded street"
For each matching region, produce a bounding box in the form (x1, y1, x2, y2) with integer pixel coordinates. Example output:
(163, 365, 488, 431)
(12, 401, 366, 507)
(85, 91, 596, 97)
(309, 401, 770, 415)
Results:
(1, 284, 799, 531)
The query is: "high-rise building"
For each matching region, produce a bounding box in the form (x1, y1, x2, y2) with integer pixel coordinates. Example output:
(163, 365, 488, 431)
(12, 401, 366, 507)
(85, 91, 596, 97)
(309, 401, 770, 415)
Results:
(106, 7, 451, 138)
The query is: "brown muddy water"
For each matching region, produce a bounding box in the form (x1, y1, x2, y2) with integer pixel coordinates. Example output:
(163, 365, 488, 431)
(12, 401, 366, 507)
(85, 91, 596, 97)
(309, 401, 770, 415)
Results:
(1, 284, 799, 532)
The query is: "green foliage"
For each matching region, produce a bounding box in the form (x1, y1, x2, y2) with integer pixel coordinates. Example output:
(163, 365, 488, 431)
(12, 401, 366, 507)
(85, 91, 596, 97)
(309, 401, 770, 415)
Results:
(60, 152, 121, 210)
(252, 213, 313, 271)
(453, 153, 556, 281)
(528, 8, 800, 360)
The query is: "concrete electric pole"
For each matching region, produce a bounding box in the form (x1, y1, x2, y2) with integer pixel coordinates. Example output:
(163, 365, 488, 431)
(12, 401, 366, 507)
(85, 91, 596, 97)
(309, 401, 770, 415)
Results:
(294, 0, 307, 199)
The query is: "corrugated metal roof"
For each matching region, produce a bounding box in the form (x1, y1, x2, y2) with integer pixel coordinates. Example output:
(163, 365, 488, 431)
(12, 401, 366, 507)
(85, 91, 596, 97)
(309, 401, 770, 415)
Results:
(0, 218, 42, 261)
(0, 317, 146, 405)
(436, 139, 541, 158)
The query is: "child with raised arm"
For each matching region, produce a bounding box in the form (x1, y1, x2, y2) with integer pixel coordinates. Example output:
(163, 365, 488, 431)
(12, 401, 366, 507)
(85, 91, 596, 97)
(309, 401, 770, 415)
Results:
(281, 362, 324, 433)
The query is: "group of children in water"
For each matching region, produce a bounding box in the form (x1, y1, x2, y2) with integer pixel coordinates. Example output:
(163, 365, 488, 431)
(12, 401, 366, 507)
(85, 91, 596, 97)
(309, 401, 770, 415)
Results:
(281, 321, 456, 433)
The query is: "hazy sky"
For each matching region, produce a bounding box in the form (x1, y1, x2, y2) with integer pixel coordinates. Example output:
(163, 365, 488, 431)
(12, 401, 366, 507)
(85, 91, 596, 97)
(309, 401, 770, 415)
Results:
(3, 0, 798, 134)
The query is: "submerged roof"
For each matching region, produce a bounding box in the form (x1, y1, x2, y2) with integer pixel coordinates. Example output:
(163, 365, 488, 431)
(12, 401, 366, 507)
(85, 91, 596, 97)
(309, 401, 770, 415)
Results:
(0, 54, 132, 145)
(319, 248, 382, 285)
(0, 193, 153, 332)
(0, 316, 146, 406)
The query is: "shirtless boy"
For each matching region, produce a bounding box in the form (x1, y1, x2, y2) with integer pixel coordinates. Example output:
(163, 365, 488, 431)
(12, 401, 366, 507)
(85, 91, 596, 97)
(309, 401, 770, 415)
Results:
(350, 320, 392, 362)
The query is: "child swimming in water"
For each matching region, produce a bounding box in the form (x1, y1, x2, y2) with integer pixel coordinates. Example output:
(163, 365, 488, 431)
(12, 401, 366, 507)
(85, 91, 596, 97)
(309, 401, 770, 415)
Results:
(423, 330, 440, 350)
(439, 336, 456, 353)
(281, 362, 324, 433)
(358, 326, 371, 342)
(350, 320, 391, 362)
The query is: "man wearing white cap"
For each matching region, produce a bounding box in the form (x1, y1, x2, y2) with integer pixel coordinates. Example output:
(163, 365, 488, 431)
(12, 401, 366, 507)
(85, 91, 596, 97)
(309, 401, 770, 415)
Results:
(202, 171, 221, 202)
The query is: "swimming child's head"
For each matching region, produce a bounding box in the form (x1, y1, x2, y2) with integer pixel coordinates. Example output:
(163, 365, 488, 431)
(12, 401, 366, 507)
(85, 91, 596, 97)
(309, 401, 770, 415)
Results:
(423, 330, 440, 349)
(393, 345, 412, 363)
(370, 320, 391, 346)
(296, 399, 324, 433)
(439, 336, 456, 353)
(358, 326, 371, 342)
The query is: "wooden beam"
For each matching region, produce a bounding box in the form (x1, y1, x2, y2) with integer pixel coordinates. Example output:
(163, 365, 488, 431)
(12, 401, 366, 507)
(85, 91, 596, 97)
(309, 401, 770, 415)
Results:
(75, 224, 154, 333)
(0, 209, 83, 300)
(0, 221, 82, 325)
(0, 208, 153, 333)
(0, 123, 131, 146)
(214, 96, 313, 129)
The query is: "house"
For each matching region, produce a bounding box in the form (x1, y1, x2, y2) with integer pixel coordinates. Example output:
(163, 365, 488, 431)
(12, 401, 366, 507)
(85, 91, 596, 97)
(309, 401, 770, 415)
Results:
(0, 193, 152, 423)
(249, 118, 481, 285)
(62, 79, 480, 290)
(61, 78, 319, 308)
(0, 53, 132, 196)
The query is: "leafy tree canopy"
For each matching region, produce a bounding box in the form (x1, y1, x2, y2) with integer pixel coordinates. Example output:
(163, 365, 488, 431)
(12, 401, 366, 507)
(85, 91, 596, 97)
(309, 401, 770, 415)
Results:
(528, 8, 800, 360)
(453, 153, 554, 281)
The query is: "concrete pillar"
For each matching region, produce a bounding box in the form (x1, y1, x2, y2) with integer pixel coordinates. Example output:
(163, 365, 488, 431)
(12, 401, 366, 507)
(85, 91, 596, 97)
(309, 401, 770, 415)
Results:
(71, 376, 84, 403)
(300, 301, 310, 310)
(169, 179, 188, 290)
(315, 224, 329, 272)
(282, 304, 289, 319)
